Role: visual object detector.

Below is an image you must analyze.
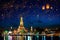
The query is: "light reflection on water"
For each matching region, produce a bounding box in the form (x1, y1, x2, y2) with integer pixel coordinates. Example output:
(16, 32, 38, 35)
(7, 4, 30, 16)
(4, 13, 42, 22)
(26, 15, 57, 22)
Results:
(59, 36, 60, 40)
(51, 36, 53, 40)
(3, 35, 60, 40)
(42, 36, 46, 40)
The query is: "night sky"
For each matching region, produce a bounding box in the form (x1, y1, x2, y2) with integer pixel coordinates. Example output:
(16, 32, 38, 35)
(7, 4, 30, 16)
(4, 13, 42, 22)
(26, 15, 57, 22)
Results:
(0, 0, 60, 28)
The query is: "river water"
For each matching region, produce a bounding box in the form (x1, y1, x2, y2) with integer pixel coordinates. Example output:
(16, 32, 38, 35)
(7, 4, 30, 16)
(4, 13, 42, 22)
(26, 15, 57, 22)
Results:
(1, 35, 60, 40)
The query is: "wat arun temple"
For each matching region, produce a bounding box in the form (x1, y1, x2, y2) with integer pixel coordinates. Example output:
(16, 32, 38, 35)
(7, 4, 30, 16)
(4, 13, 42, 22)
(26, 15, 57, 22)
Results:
(3, 17, 34, 40)
(17, 17, 28, 34)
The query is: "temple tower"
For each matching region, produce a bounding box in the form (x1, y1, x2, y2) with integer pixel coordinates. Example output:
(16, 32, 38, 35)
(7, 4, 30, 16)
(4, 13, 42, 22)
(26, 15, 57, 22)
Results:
(17, 17, 25, 33)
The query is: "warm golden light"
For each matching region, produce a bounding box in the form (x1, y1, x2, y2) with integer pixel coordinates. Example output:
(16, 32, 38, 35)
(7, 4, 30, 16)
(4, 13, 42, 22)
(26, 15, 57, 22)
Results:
(20, 17, 24, 26)
(42, 6, 45, 10)
(13, 30, 17, 34)
(46, 4, 50, 9)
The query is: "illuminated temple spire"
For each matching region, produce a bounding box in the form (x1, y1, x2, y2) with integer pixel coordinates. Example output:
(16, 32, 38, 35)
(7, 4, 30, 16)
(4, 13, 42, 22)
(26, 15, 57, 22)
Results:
(20, 17, 24, 26)
(17, 16, 26, 33)
(19, 16, 24, 30)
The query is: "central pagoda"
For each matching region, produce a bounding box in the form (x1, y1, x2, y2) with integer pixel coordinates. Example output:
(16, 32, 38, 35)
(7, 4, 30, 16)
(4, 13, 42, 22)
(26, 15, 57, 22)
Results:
(17, 17, 27, 33)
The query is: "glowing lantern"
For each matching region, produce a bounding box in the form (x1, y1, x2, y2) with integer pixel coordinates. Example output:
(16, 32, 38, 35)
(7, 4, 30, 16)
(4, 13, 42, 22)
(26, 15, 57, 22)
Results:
(50, 7, 53, 9)
(46, 4, 50, 9)
(42, 6, 45, 10)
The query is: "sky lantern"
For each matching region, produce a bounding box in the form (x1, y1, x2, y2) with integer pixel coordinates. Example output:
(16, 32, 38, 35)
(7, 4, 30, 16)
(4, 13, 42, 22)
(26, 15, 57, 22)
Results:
(46, 4, 50, 9)
(50, 6, 53, 9)
(42, 5, 45, 10)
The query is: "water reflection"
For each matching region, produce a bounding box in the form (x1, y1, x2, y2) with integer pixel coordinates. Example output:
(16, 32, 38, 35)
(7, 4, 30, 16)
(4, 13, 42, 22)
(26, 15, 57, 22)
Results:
(27, 36, 32, 40)
(51, 36, 53, 40)
(51, 35, 53, 40)
(3, 35, 60, 40)
(59, 35, 60, 40)
(42, 36, 44, 40)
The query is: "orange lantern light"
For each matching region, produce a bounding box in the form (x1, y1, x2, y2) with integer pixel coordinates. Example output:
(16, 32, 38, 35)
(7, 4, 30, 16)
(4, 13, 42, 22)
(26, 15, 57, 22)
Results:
(42, 5, 45, 10)
(46, 4, 50, 9)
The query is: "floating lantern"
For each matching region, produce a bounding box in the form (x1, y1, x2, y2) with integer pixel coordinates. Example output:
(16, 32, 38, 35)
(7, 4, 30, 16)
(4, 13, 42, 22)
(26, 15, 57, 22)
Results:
(46, 4, 50, 9)
(42, 6, 45, 10)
